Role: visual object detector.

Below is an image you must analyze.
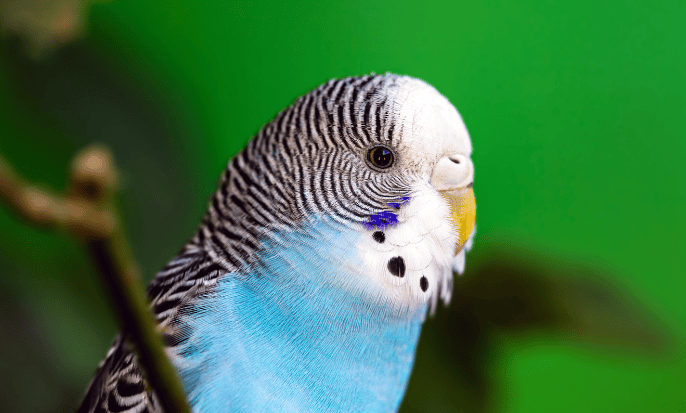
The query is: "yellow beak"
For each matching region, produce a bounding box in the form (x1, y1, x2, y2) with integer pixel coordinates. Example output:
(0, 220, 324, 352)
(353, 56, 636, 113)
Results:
(439, 186, 476, 255)
(431, 154, 476, 255)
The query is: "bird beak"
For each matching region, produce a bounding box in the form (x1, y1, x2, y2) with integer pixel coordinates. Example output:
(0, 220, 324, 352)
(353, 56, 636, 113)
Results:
(431, 154, 476, 255)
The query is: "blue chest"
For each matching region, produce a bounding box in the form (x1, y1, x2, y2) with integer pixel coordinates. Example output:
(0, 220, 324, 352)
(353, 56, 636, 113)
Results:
(173, 222, 426, 413)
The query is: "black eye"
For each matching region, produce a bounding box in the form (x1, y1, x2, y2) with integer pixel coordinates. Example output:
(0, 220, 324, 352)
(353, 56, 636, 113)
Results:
(367, 146, 395, 169)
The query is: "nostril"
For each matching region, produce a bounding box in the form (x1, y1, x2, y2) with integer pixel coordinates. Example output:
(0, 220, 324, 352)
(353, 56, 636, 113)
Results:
(449, 155, 463, 165)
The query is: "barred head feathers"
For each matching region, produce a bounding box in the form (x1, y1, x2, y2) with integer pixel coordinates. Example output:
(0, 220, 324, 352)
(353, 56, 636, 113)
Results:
(189, 73, 474, 309)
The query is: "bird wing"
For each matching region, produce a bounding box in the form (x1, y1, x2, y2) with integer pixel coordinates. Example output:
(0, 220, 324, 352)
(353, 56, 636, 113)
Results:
(77, 246, 225, 413)
(76, 335, 160, 413)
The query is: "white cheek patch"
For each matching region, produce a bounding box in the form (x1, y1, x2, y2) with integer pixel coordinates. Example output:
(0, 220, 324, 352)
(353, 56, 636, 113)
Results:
(356, 183, 459, 309)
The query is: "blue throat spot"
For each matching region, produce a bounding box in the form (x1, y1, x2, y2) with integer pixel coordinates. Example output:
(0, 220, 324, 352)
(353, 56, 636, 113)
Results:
(364, 211, 398, 230)
(363, 197, 410, 230)
(387, 196, 411, 209)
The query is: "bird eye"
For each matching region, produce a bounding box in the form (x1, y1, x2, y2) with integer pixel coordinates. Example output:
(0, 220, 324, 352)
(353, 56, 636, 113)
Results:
(367, 146, 395, 169)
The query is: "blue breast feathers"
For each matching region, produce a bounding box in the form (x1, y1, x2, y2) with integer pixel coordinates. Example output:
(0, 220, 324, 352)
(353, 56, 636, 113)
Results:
(171, 220, 426, 413)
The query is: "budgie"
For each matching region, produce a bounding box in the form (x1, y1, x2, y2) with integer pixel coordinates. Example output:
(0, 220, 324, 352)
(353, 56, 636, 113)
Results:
(78, 74, 477, 413)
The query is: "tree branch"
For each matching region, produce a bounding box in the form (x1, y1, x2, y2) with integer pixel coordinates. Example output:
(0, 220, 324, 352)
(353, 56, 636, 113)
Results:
(0, 145, 191, 413)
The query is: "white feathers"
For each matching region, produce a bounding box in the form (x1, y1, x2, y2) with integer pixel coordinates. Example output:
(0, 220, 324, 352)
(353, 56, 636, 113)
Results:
(452, 250, 466, 275)
(380, 77, 472, 175)
(356, 182, 462, 311)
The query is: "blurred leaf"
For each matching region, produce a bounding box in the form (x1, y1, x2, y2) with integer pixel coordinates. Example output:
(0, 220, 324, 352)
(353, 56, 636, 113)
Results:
(401, 241, 671, 412)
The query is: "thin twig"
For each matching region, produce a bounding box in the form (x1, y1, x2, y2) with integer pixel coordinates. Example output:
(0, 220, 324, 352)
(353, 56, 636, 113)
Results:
(0, 145, 191, 413)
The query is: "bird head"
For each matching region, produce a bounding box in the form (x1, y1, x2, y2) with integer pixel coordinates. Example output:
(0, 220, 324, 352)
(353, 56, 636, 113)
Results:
(210, 74, 475, 312)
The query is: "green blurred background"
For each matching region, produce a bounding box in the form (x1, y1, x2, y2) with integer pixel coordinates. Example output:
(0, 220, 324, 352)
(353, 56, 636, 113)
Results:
(0, 1, 684, 412)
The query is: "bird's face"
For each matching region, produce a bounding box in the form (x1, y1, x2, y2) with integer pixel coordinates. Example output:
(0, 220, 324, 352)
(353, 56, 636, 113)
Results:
(213, 75, 474, 312)
(272, 75, 476, 311)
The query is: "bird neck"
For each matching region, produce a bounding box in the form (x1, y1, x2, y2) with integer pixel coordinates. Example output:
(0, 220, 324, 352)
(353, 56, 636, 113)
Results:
(176, 220, 427, 412)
